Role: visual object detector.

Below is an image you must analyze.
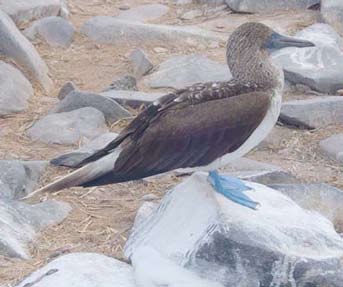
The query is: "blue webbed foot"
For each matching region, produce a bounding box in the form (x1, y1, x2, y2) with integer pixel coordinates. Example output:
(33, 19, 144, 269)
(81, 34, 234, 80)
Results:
(208, 170, 259, 210)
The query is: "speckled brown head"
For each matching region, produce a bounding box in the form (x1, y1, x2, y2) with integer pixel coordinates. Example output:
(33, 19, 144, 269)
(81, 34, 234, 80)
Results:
(226, 22, 314, 88)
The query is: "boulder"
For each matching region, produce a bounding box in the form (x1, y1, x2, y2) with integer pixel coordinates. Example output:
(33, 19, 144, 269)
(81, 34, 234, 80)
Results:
(15, 253, 134, 286)
(125, 172, 343, 287)
(0, 160, 47, 200)
(103, 75, 137, 92)
(101, 90, 163, 109)
(319, 134, 343, 164)
(116, 4, 169, 23)
(24, 16, 75, 48)
(0, 10, 53, 92)
(27, 107, 108, 145)
(321, 0, 343, 36)
(0, 199, 70, 258)
(280, 97, 343, 129)
(0, 0, 67, 26)
(50, 90, 131, 124)
(270, 183, 343, 232)
(273, 23, 343, 94)
(57, 81, 77, 100)
(0, 62, 33, 116)
(145, 54, 231, 89)
(51, 132, 118, 168)
(129, 48, 153, 77)
(225, 0, 319, 13)
(81, 17, 224, 46)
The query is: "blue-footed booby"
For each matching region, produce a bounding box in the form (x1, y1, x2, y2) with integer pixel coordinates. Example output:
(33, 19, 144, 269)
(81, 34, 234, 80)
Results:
(27, 23, 314, 208)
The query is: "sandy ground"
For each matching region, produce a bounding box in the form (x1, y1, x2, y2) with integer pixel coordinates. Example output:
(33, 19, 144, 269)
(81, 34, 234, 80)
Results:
(1, 0, 343, 285)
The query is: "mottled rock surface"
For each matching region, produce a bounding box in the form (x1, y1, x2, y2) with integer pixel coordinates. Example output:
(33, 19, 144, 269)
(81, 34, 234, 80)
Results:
(24, 16, 75, 48)
(0, 10, 53, 92)
(0, 62, 33, 116)
(27, 107, 108, 145)
(145, 54, 231, 89)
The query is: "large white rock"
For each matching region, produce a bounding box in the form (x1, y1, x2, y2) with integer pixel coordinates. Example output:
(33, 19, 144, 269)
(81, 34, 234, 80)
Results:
(273, 23, 343, 94)
(0, 0, 67, 26)
(0, 62, 33, 116)
(0, 10, 53, 92)
(15, 253, 135, 286)
(125, 172, 343, 286)
(0, 199, 71, 258)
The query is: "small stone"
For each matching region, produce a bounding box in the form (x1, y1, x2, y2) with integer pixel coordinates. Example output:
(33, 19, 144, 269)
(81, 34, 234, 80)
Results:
(141, 194, 159, 201)
(180, 10, 203, 20)
(129, 48, 153, 77)
(153, 47, 168, 53)
(27, 107, 108, 145)
(103, 75, 137, 91)
(119, 5, 130, 10)
(58, 81, 77, 100)
(319, 134, 343, 164)
(337, 89, 343, 96)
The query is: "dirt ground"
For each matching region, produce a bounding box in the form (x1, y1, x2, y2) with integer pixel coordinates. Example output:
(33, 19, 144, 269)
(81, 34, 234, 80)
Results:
(1, 0, 343, 285)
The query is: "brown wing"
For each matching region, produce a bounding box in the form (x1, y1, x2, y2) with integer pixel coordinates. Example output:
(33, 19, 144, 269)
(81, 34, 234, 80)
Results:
(82, 90, 270, 186)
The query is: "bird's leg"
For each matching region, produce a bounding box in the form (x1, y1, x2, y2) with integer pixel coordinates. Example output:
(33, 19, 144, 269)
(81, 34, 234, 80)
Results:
(208, 170, 259, 210)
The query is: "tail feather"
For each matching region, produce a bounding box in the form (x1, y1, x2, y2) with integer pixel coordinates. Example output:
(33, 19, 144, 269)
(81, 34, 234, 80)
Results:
(24, 150, 121, 199)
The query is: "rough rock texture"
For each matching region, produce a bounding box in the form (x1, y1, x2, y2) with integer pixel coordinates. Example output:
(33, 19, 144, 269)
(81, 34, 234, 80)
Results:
(225, 0, 319, 13)
(125, 172, 343, 287)
(129, 48, 153, 77)
(81, 17, 224, 46)
(145, 54, 231, 89)
(101, 90, 163, 108)
(0, 10, 53, 92)
(116, 4, 169, 23)
(270, 183, 343, 232)
(103, 75, 137, 91)
(57, 81, 77, 100)
(0, 0, 67, 26)
(0, 199, 71, 258)
(321, 0, 343, 36)
(280, 97, 343, 129)
(51, 132, 118, 168)
(319, 134, 343, 164)
(0, 62, 33, 116)
(273, 23, 343, 94)
(24, 16, 75, 48)
(51, 91, 131, 124)
(27, 107, 108, 145)
(0, 160, 47, 200)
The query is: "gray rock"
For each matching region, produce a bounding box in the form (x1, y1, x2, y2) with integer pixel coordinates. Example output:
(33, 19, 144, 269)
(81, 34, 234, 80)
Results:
(319, 134, 343, 163)
(57, 81, 77, 100)
(0, 199, 71, 259)
(81, 17, 225, 46)
(0, 62, 33, 116)
(125, 172, 343, 287)
(280, 97, 343, 129)
(15, 253, 135, 287)
(24, 16, 75, 48)
(51, 90, 131, 124)
(103, 75, 137, 92)
(270, 183, 343, 232)
(0, 0, 67, 26)
(27, 107, 108, 145)
(145, 54, 231, 89)
(51, 132, 118, 168)
(225, 0, 319, 13)
(0, 10, 53, 92)
(174, 0, 193, 5)
(321, 0, 343, 36)
(273, 23, 343, 94)
(129, 48, 153, 77)
(0, 160, 47, 200)
(101, 90, 163, 109)
(116, 4, 169, 23)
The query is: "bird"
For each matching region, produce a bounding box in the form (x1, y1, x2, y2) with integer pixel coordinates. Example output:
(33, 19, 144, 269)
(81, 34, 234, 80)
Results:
(26, 22, 314, 208)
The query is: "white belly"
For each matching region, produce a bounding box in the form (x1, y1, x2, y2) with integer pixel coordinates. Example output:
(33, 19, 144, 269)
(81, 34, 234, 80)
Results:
(181, 88, 283, 173)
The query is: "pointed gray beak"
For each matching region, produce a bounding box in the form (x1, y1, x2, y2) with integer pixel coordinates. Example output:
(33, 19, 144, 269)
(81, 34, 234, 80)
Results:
(267, 32, 315, 51)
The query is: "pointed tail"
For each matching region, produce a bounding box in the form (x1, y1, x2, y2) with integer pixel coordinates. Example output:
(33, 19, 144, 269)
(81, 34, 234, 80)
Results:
(24, 150, 121, 199)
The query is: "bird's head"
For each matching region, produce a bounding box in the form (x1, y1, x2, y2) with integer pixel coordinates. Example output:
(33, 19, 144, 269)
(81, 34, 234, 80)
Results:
(226, 22, 314, 87)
